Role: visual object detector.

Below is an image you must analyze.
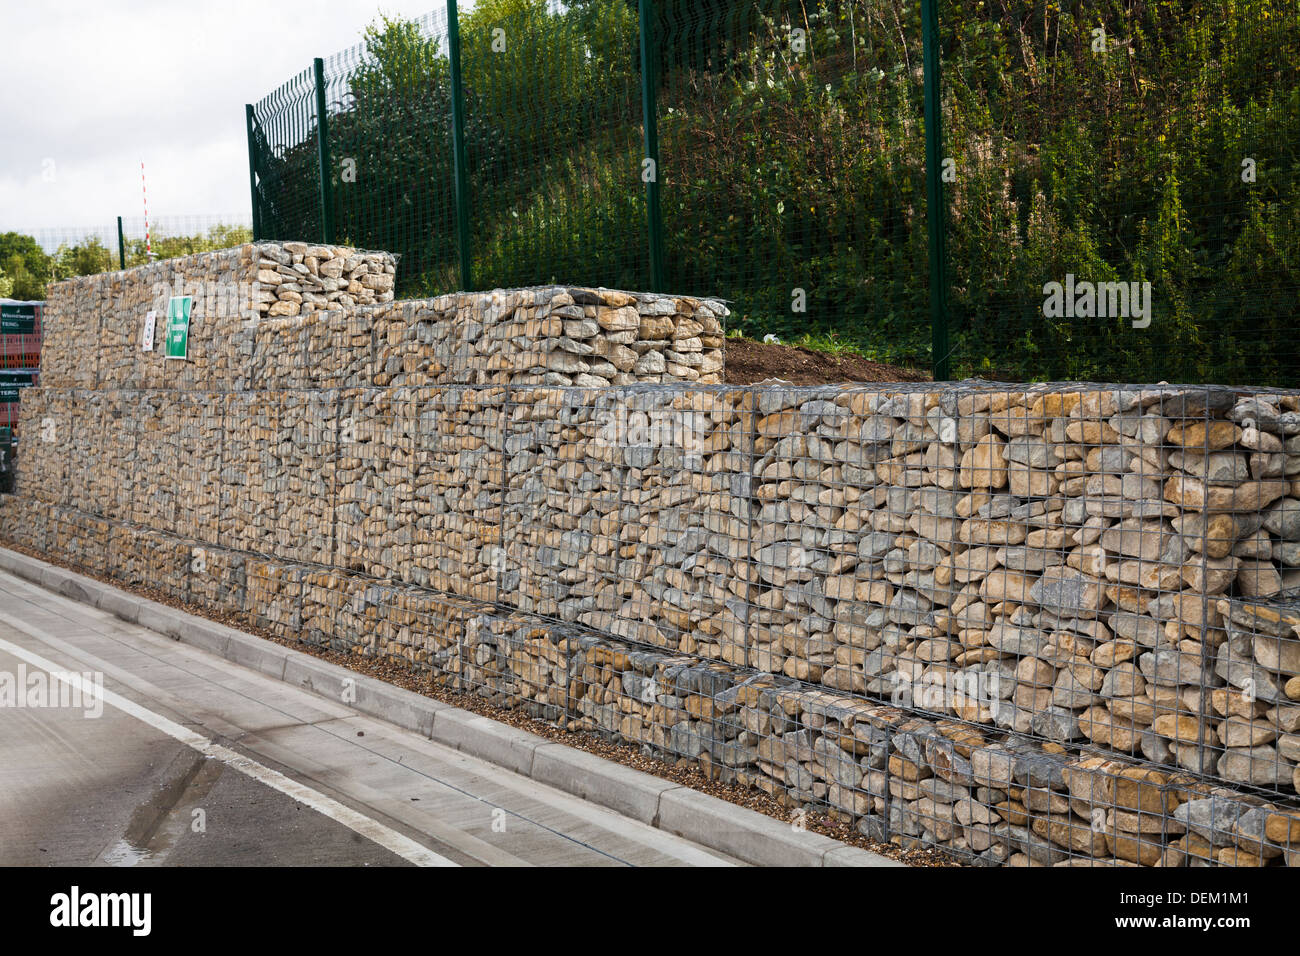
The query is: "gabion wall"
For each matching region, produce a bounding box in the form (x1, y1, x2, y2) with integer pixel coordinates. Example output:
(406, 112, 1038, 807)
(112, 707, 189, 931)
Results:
(38, 241, 724, 393)
(5, 246, 1300, 867)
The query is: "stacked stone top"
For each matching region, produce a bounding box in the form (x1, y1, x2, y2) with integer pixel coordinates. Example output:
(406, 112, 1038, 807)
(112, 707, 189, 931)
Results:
(37, 244, 726, 391)
(39, 242, 397, 391)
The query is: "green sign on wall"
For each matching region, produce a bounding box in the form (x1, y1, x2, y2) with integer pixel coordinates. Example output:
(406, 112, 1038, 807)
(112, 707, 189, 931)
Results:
(0, 372, 36, 403)
(0, 304, 38, 334)
(165, 296, 192, 360)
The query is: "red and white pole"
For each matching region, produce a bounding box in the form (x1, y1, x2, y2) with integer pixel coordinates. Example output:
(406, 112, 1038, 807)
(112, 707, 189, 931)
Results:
(140, 161, 154, 260)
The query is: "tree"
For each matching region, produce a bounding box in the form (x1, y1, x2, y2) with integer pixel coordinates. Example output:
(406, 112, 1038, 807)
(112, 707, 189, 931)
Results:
(53, 237, 114, 280)
(123, 223, 253, 267)
(0, 233, 52, 300)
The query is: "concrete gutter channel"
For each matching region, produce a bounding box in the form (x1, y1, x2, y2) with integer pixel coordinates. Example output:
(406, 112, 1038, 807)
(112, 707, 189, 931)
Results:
(0, 546, 901, 868)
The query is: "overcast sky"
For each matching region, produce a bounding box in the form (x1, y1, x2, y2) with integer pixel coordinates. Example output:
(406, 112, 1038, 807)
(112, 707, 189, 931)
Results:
(2, 0, 464, 243)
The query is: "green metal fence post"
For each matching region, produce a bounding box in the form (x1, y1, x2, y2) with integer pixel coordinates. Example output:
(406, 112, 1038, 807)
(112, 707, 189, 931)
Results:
(116, 216, 126, 270)
(638, 0, 665, 293)
(921, 0, 951, 381)
(313, 58, 335, 244)
(245, 104, 262, 241)
(447, 0, 473, 291)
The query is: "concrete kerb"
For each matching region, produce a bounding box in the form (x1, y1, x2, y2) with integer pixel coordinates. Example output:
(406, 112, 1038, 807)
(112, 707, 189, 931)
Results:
(530, 742, 677, 825)
(282, 653, 444, 739)
(174, 615, 234, 660)
(0, 545, 901, 867)
(135, 603, 184, 641)
(657, 787, 858, 868)
(0, 547, 26, 577)
(97, 587, 143, 624)
(431, 708, 542, 777)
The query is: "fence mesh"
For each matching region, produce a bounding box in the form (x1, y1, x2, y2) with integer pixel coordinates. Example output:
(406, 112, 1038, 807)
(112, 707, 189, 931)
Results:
(462, 1, 649, 294)
(657, 1, 927, 363)
(250, 65, 323, 248)
(248, 0, 1300, 386)
(11, 216, 252, 272)
(941, 1, 1300, 384)
(323, 12, 458, 292)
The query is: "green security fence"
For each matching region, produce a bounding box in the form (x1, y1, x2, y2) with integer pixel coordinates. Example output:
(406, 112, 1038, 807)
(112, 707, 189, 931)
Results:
(247, 0, 1300, 386)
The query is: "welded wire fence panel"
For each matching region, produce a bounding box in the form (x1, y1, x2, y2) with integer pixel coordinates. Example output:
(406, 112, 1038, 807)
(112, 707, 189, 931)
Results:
(9, 226, 117, 282)
(324, 11, 458, 294)
(222, 392, 281, 557)
(251, 65, 324, 249)
(503, 384, 754, 656)
(7, 217, 250, 278)
(21, 390, 65, 507)
(657, 0, 928, 365)
(96, 391, 138, 524)
(460, 0, 648, 294)
(407, 384, 506, 604)
(941, 1, 1300, 385)
(275, 388, 339, 566)
(334, 387, 411, 579)
(300, 567, 382, 656)
(379, 584, 488, 677)
(244, 556, 306, 642)
(248, 1, 1299, 385)
(63, 391, 103, 516)
(117, 216, 252, 268)
(187, 544, 247, 615)
(131, 391, 181, 536)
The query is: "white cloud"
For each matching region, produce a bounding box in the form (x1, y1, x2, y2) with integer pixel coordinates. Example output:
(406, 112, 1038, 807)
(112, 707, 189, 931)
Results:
(1, 0, 457, 239)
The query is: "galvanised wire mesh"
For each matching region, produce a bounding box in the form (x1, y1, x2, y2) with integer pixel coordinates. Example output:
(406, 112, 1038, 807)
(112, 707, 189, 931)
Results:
(9, 371, 1300, 865)
(7, 369, 1300, 863)
(117, 216, 252, 268)
(16, 227, 121, 258)
(941, 0, 1300, 385)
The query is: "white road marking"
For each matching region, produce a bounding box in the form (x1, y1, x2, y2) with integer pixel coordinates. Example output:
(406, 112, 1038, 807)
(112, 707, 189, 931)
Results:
(0, 569, 751, 866)
(0, 617, 459, 868)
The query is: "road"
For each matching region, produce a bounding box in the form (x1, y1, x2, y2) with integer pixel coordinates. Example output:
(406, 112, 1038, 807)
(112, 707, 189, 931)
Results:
(0, 568, 742, 867)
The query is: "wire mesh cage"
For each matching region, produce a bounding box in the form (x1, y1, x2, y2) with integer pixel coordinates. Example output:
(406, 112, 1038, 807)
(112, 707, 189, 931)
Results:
(10, 375, 1300, 866)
